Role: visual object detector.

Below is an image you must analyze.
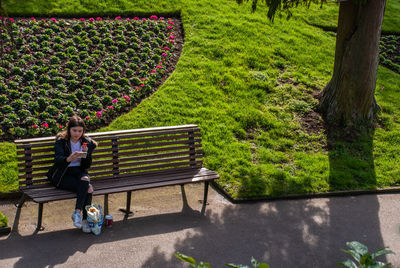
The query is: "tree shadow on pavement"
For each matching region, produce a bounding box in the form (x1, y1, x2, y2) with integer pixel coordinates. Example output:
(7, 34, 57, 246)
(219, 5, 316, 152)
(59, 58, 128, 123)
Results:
(0, 184, 385, 267)
(143, 196, 385, 267)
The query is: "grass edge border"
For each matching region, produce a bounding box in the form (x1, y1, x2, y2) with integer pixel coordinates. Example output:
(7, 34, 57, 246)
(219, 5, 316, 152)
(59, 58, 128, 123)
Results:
(2, 184, 400, 204)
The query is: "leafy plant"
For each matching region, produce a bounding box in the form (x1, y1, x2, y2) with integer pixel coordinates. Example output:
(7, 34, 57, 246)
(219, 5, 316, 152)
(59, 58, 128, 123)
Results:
(175, 253, 210, 268)
(339, 241, 394, 268)
(0, 211, 8, 227)
(175, 253, 270, 268)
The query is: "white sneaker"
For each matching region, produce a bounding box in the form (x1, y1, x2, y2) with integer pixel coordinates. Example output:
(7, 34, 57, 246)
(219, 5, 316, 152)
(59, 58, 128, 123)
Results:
(82, 220, 91, 233)
(72, 211, 82, 229)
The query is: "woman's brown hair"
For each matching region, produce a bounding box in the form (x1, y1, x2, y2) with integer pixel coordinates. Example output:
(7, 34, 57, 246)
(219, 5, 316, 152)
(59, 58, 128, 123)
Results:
(56, 115, 97, 146)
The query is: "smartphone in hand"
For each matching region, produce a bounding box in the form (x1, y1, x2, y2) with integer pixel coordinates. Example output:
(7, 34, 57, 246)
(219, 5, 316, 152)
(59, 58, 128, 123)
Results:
(77, 152, 87, 158)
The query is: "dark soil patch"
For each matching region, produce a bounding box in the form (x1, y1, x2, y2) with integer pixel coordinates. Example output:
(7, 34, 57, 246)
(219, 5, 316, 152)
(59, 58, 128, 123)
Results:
(301, 110, 325, 135)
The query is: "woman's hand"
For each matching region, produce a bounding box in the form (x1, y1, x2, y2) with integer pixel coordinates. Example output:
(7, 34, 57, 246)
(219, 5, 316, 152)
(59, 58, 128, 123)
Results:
(66, 151, 82, 162)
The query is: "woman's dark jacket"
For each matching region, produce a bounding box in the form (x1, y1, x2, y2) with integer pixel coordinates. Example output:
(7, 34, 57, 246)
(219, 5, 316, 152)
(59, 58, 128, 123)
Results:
(47, 135, 97, 187)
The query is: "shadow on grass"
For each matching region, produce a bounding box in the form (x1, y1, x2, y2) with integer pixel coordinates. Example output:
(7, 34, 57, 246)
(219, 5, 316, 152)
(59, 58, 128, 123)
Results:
(327, 129, 377, 192)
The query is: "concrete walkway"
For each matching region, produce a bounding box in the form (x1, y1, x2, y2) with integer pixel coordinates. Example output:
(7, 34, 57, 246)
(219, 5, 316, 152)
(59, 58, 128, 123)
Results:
(0, 183, 399, 267)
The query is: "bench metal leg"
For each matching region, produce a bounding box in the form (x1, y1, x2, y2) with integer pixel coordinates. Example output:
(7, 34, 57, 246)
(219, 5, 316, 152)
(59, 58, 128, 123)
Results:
(201, 181, 209, 215)
(16, 194, 26, 208)
(36, 203, 44, 231)
(104, 194, 109, 216)
(119, 191, 133, 218)
(126, 191, 131, 215)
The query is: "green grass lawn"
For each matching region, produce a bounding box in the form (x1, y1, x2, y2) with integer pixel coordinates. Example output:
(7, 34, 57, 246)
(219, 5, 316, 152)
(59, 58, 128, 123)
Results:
(1, 0, 399, 199)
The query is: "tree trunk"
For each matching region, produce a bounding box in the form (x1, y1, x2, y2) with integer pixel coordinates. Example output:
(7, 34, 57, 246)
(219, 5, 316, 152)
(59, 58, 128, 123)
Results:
(319, 0, 386, 129)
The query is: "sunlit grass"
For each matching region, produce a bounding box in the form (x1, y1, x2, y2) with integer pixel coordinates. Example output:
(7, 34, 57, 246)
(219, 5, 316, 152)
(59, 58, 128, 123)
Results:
(1, 0, 399, 199)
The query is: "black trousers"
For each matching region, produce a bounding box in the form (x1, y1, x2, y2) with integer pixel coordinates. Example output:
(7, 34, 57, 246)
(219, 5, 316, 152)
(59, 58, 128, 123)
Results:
(57, 167, 92, 219)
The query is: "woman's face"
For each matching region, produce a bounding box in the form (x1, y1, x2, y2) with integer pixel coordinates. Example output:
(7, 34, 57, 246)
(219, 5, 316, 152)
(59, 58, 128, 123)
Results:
(69, 126, 84, 141)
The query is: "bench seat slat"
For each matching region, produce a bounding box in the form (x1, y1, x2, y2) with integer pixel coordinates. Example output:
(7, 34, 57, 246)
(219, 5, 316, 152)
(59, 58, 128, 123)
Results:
(31, 174, 219, 203)
(23, 168, 218, 199)
(19, 166, 206, 187)
(19, 160, 202, 180)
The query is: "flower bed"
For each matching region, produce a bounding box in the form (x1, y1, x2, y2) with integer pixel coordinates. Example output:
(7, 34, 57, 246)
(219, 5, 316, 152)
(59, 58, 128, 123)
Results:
(380, 34, 400, 74)
(0, 15, 176, 140)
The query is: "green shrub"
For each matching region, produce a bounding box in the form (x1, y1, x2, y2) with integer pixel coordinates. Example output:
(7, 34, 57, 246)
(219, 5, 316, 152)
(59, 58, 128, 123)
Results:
(8, 90, 20, 99)
(24, 70, 35, 81)
(0, 211, 9, 227)
(11, 100, 25, 110)
(2, 100, 14, 113)
(28, 101, 39, 112)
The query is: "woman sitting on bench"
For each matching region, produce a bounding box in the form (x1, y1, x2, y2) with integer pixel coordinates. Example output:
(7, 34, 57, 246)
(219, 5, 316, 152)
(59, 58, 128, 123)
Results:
(47, 115, 97, 232)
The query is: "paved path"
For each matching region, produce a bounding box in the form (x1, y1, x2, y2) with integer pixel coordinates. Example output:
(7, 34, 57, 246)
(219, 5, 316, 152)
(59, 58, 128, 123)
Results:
(0, 184, 399, 268)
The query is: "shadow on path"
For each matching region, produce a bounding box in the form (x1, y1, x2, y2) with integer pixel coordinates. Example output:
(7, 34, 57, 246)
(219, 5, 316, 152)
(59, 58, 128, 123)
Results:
(1, 206, 206, 268)
(142, 130, 385, 267)
(142, 195, 384, 267)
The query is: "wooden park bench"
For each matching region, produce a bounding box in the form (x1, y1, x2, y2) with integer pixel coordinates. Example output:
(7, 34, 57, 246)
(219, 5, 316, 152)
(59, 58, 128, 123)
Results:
(15, 125, 219, 231)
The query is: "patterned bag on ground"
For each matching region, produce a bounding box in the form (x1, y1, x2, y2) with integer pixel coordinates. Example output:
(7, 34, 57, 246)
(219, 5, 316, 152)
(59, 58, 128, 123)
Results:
(85, 203, 103, 235)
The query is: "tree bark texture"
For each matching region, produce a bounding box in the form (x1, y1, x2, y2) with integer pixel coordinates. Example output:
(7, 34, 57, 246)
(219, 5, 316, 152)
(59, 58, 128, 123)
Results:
(319, 0, 386, 128)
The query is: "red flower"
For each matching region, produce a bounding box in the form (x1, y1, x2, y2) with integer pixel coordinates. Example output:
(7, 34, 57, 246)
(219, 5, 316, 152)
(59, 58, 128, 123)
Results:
(42, 123, 49, 128)
(168, 21, 174, 25)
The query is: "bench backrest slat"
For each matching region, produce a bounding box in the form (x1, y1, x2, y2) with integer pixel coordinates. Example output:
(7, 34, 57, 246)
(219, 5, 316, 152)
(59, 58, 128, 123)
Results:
(15, 125, 204, 188)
